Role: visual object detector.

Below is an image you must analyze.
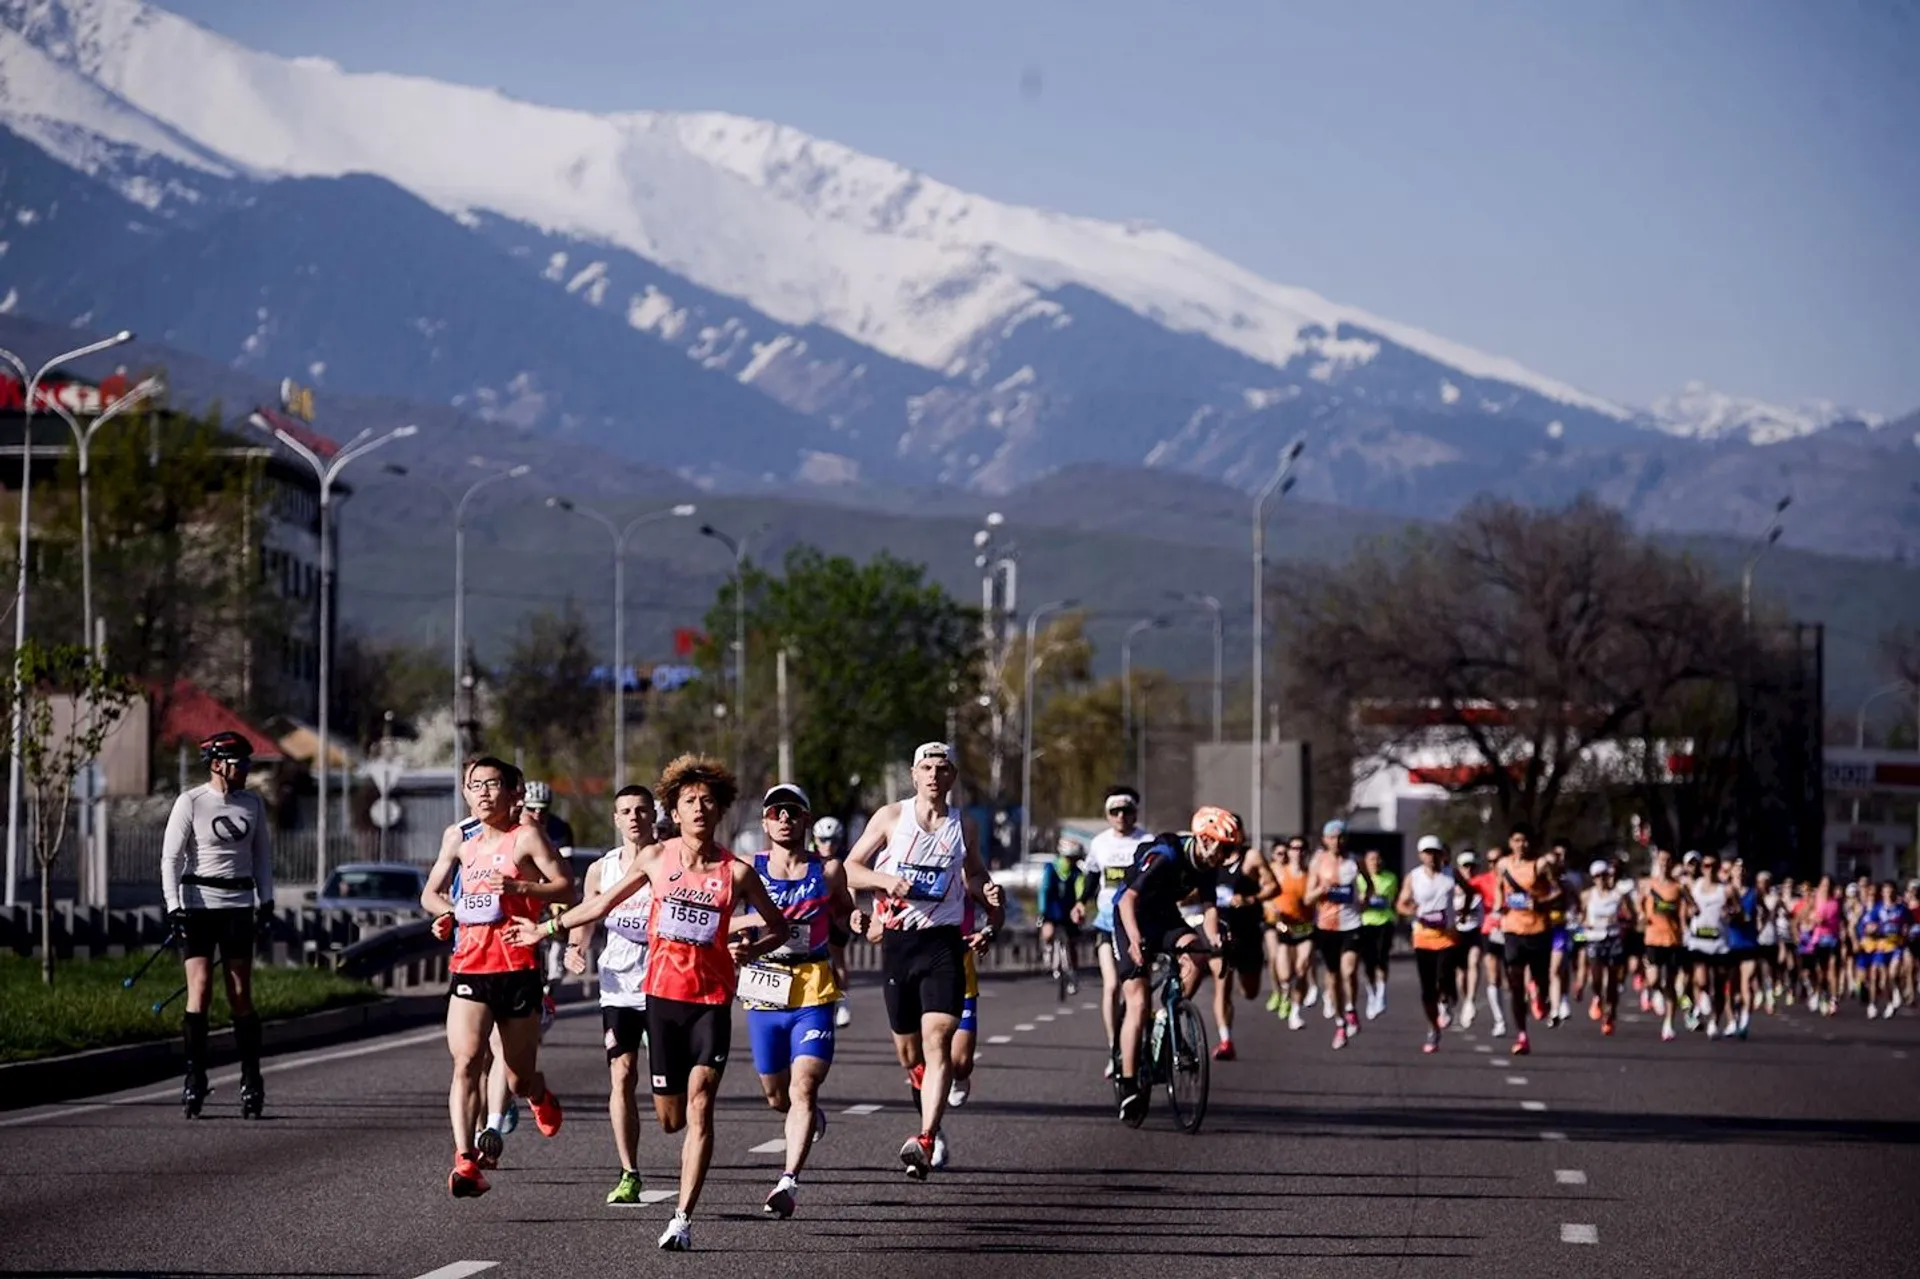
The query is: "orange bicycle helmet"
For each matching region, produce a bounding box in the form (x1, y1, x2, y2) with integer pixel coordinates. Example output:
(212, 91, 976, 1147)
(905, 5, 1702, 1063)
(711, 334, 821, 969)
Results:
(1190, 806, 1245, 848)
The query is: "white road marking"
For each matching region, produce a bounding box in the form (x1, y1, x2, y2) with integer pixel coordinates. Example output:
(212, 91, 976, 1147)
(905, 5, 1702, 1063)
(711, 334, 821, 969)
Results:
(1014, 1023, 1036, 1032)
(1540, 1130, 1568, 1141)
(987, 1035, 1013, 1045)
(1474, 1045, 1494, 1054)
(1037, 1015, 1055, 1022)
(1896, 1051, 1909, 1060)
(411, 1265, 499, 1279)
(1555, 1170, 1588, 1186)
(1081, 1002, 1099, 1011)
(0, 1025, 448, 1129)
(1057, 1007, 1075, 1015)
(1507, 1076, 1529, 1085)
(608, 1189, 677, 1208)
(1521, 1101, 1548, 1112)
(1561, 1224, 1599, 1245)
(843, 1103, 884, 1115)
(749, 1138, 787, 1154)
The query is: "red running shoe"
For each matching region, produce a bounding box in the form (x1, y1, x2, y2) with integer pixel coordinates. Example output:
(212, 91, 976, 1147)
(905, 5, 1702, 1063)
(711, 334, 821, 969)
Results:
(1510, 1032, 1531, 1056)
(906, 1062, 926, 1091)
(449, 1154, 491, 1198)
(1211, 1040, 1236, 1061)
(529, 1088, 564, 1137)
(1602, 1018, 1616, 1036)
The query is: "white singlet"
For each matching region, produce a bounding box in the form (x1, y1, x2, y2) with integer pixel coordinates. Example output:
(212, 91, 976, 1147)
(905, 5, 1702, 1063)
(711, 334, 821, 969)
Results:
(1406, 866, 1456, 932)
(161, 783, 274, 911)
(874, 798, 968, 930)
(1088, 825, 1148, 933)
(593, 847, 652, 1009)
(1316, 854, 1363, 932)
(1583, 885, 1627, 939)
(1687, 882, 1731, 954)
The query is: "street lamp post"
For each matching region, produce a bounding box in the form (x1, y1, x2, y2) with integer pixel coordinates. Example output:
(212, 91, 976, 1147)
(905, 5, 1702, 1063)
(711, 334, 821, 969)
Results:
(430, 461, 531, 796)
(1251, 440, 1305, 844)
(1120, 617, 1167, 757)
(550, 499, 697, 790)
(973, 514, 1015, 811)
(1168, 591, 1223, 743)
(1, 330, 136, 907)
(1853, 680, 1918, 826)
(1741, 496, 1791, 627)
(1020, 598, 1079, 863)
(700, 522, 766, 785)
(249, 414, 418, 890)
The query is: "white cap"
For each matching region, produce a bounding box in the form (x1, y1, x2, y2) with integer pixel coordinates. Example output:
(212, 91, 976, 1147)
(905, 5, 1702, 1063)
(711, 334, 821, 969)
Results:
(913, 742, 954, 765)
(1416, 835, 1445, 853)
(762, 783, 810, 810)
(1589, 859, 1612, 877)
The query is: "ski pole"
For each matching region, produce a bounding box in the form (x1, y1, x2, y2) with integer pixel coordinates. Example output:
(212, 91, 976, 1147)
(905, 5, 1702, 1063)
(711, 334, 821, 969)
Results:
(122, 932, 178, 990)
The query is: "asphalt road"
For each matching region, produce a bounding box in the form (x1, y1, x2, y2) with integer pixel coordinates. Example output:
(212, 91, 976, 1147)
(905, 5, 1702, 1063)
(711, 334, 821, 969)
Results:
(3, 964, 1917, 1279)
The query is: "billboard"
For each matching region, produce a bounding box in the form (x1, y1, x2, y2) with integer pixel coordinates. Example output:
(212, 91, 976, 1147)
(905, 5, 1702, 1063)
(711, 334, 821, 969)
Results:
(1192, 741, 1312, 843)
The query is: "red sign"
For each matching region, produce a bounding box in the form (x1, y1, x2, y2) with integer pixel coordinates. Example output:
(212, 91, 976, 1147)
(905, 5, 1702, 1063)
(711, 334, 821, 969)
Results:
(251, 405, 341, 460)
(0, 373, 136, 415)
(673, 628, 704, 657)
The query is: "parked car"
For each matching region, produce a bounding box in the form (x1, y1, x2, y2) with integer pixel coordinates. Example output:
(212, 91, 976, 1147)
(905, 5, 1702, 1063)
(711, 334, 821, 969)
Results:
(311, 863, 430, 915)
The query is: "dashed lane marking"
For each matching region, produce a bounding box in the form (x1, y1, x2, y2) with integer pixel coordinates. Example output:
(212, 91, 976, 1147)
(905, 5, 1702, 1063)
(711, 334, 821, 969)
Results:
(1057, 1007, 1075, 1015)
(1014, 1023, 1037, 1032)
(411, 1265, 500, 1279)
(1561, 1224, 1599, 1245)
(1081, 1002, 1100, 1011)
(1555, 1170, 1588, 1186)
(842, 1104, 884, 1115)
(1507, 1076, 1529, 1085)
(608, 1190, 677, 1208)
(987, 1035, 1013, 1045)
(1037, 1015, 1056, 1022)
(749, 1138, 787, 1154)
(1540, 1130, 1568, 1141)
(1474, 1045, 1494, 1054)
(1522, 1101, 1548, 1112)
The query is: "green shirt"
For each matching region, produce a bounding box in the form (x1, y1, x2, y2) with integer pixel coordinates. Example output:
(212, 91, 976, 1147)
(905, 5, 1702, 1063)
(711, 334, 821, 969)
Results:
(1360, 869, 1400, 926)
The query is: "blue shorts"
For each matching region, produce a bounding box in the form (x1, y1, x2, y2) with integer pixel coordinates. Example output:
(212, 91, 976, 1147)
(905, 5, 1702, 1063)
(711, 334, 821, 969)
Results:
(746, 1003, 837, 1076)
(958, 994, 978, 1036)
(1550, 928, 1570, 954)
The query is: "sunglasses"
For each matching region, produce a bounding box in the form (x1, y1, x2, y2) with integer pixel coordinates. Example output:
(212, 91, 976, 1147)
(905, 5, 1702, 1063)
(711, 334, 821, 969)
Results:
(1107, 805, 1138, 815)
(765, 804, 808, 821)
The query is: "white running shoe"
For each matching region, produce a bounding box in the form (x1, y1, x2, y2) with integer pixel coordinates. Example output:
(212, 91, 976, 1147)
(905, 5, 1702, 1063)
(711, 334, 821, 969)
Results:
(931, 1132, 950, 1169)
(1705, 1020, 1719, 1040)
(1867, 1004, 1880, 1020)
(1461, 1001, 1477, 1030)
(1287, 1007, 1305, 1031)
(1660, 1022, 1677, 1042)
(658, 1213, 692, 1251)
(1652, 991, 1666, 1017)
(1556, 996, 1571, 1022)
(835, 1003, 852, 1028)
(947, 1078, 970, 1108)
(1491, 1019, 1508, 1039)
(1303, 983, 1319, 1009)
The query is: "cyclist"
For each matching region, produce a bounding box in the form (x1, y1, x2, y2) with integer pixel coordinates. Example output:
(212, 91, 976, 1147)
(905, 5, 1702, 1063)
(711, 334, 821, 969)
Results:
(811, 816, 856, 1028)
(739, 783, 853, 1220)
(564, 784, 657, 1205)
(1087, 788, 1150, 1072)
(512, 753, 791, 1250)
(844, 742, 1004, 1179)
(1111, 807, 1239, 1124)
(161, 731, 275, 1120)
(1040, 835, 1092, 996)
(422, 757, 573, 1198)
(1357, 847, 1399, 1021)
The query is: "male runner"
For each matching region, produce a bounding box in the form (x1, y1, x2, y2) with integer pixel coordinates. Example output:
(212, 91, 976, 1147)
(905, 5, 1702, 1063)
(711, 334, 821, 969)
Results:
(1471, 847, 1510, 1037)
(1087, 787, 1150, 1069)
(1685, 852, 1737, 1037)
(1357, 847, 1399, 1020)
(1112, 808, 1238, 1123)
(1580, 858, 1631, 1034)
(1210, 829, 1276, 1059)
(811, 815, 856, 1028)
(1038, 835, 1092, 996)
(162, 731, 275, 1120)
(1398, 836, 1460, 1052)
(421, 757, 573, 1198)
(844, 742, 1004, 1179)
(524, 780, 578, 983)
(564, 784, 657, 1205)
(1453, 850, 1485, 1027)
(739, 783, 853, 1219)
(1639, 847, 1688, 1040)
(1497, 824, 1561, 1055)
(1305, 819, 1366, 1048)
(515, 754, 791, 1250)
(1263, 836, 1315, 1030)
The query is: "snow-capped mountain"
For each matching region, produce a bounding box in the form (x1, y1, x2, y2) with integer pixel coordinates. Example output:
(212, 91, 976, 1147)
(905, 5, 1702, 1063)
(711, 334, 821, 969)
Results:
(1, 0, 1912, 555)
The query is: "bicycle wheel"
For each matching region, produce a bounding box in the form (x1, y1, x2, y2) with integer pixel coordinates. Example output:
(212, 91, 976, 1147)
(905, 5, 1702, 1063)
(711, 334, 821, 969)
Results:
(1164, 998, 1210, 1134)
(1057, 942, 1073, 1002)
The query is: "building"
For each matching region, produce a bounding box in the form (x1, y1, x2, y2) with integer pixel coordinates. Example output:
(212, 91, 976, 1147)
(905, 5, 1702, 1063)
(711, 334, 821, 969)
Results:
(0, 374, 339, 727)
(1821, 747, 1919, 880)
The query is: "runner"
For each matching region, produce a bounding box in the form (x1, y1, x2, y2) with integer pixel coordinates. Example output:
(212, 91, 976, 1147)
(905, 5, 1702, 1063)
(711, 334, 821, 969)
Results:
(1639, 848, 1687, 1040)
(1861, 880, 1903, 1018)
(1209, 827, 1278, 1060)
(1685, 853, 1737, 1038)
(1580, 858, 1631, 1034)
(1726, 859, 1762, 1036)
(811, 816, 856, 1028)
(1305, 819, 1365, 1049)
(564, 784, 657, 1205)
(1453, 850, 1485, 1027)
(1497, 825, 1561, 1056)
(1110, 808, 1238, 1124)
(737, 783, 853, 1219)
(421, 757, 573, 1198)
(843, 742, 1004, 1179)
(512, 753, 791, 1250)
(1397, 836, 1460, 1052)
(1357, 847, 1399, 1021)
(1804, 875, 1846, 1016)
(1087, 788, 1150, 1068)
(1546, 839, 1580, 1026)
(1262, 836, 1316, 1030)
(1470, 847, 1510, 1037)
(1038, 836, 1093, 997)
(161, 731, 275, 1120)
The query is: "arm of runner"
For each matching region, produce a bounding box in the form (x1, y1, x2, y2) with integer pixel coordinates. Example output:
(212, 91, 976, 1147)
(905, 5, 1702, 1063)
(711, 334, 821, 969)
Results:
(503, 821, 575, 903)
(1249, 849, 1281, 903)
(1395, 875, 1416, 918)
(160, 792, 192, 914)
(1302, 856, 1327, 907)
(842, 804, 910, 898)
(825, 860, 856, 926)
(564, 859, 603, 969)
(962, 819, 1005, 930)
(421, 824, 463, 939)
(729, 860, 793, 964)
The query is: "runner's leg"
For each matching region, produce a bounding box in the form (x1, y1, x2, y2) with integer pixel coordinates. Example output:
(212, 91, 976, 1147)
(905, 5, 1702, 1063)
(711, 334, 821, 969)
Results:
(446, 997, 493, 1158)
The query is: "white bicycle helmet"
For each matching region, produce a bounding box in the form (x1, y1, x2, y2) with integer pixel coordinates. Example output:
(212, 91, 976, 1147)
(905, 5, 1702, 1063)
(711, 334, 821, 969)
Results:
(812, 816, 844, 845)
(523, 780, 552, 809)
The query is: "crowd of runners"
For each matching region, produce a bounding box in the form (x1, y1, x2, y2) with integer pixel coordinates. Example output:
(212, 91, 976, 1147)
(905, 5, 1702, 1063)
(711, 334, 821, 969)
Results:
(156, 729, 1916, 1248)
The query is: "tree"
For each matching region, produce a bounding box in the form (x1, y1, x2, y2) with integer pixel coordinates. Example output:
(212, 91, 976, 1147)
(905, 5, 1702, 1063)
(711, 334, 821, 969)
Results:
(1279, 496, 1753, 841)
(703, 547, 978, 819)
(14, 641, 137, 984)
(490, 600, 607, 803)
(331, 631, 453, 751)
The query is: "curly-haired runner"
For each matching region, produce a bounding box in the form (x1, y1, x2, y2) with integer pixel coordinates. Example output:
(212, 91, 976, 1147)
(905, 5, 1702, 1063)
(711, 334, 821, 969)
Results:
(510, 753, 790, 1252)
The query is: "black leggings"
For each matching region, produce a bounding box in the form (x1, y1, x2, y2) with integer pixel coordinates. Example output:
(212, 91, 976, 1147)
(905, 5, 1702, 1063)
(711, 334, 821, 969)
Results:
(1415, 948, 1460, 1010)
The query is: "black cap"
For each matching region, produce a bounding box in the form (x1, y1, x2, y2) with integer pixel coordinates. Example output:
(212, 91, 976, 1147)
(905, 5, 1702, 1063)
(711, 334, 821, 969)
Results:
(199, 731, 254, 763)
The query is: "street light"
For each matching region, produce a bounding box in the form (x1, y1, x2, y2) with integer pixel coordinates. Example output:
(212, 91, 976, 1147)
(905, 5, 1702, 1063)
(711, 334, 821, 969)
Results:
(1251, 439, 1306, 844)
(700, 521, 768, 784)
(1020, 598, 1079, 862)
(549, 498, 697, 790)
(1120, 617, 1167, 749)
(249, 412, 419, 889)
(1168, 591, 1224, 743)
(1851, 680, 1916, 825)
(1, 329, 135, 907)
(974, 515, 1017, 812)
(1741, 495, 1791, 627)
(436, 461, 530, 793)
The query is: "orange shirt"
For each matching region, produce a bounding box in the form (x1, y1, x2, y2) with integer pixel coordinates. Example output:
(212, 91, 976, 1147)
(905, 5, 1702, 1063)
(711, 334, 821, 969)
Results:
(450, 826, 541, 975)
(1266, 863, 1311, 928)
(1498, 857, 1553, 937)
(1642, 878, 1684, 947)
(643, 840, 740, 1006)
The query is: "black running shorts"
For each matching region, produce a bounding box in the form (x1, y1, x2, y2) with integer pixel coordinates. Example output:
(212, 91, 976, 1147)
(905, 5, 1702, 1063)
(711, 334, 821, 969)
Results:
(1111, 911, 1199, 984)
(881, 926, 967, 1033)
(450, 969, 543, 1022)
(1585, 935, 1625, 968)
(1414, 947, 1460, 1006)
(645, 996, 731, 1094)
(1357, 922, 1395, 970)
(602, 1004, 647, 1062)
(1503, 932, 1553, 988)
(181, 907, 255, 963)
(1315, 927, 1358, 962)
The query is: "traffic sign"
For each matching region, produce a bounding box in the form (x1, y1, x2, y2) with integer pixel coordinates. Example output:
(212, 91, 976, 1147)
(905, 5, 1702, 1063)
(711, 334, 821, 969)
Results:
(369, 797, 403, 830)
(363, 759, 407, 795)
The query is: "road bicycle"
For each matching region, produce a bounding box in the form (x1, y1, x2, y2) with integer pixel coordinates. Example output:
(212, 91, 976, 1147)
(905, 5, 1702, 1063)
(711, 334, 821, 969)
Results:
(1045, 928, 1080, 1002)
(1108, 945, 1211, 1134)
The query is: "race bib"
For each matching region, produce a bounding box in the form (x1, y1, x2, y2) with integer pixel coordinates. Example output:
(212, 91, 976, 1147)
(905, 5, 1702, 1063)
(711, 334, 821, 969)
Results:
(1417, 910, 1448, 929)
(606, 908, 649, 943)
(1653, 897, 1677, 915)
(1103, 866, 1129, 886)
(1506, 892, 1534, 911)
(1326, 884, 1355, 904)
(737, 962, 795, 1006)
(1692, 925, 1721, 941)
(1366, 895, 1389, 910)
(454, 873, 504, 925)
(901, 864, 954, 903)
(1215, 884, 1235, 910)
(657, 896, 721, 945)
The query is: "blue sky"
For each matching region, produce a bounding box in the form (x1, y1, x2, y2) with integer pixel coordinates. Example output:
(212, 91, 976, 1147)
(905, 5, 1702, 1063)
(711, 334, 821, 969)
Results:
(166, 0, 1920, 414)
